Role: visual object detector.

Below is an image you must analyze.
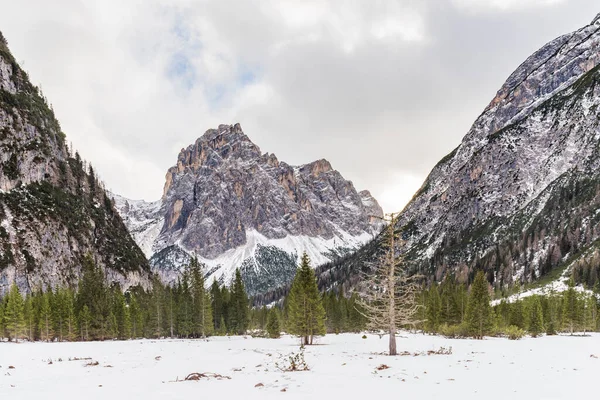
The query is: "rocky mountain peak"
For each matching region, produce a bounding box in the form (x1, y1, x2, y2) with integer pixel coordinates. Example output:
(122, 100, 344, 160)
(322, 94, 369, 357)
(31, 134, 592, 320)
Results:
(163, 123, 261, 197)
(115, 123, 383, 294)
(301, 159, 333, 178)
(593, 13, 600, 25)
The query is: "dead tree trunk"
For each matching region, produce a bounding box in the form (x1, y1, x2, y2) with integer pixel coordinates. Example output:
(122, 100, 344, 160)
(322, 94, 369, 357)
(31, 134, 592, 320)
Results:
(358, 212, 422, 356)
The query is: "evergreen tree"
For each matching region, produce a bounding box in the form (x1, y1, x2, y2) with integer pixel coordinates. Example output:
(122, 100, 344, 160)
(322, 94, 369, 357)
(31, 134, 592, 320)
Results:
(545, 290, 558, 335)
(64, 289, 76, 341)
(509, 299, 525, 329)
(287, 253, 326, 345)
(189, 258, 213, 337)
(23, 294, 34, 340)
(562, 277, 579, 334)
(0, 294, 6, 340)
(528, 296, 544, 337)
(129, 293, 142, 338)
(348, 293, 367, 332)
(210, 280, 223, 333)
(79, 305, 91, 341)
(52, 288, 67, 341)
(229, 268, 249, 335)
(582, 293, 595, 334)
(149, 277, 165, 338)
(426, 283, 442, 333)
(38, 290, 53, 342)
(266, 308, 281, 338)
(4, 283, 24, 341)
(465, 270, 493, 339)
(76, 255, 108, 339)
(176, 275, 193, 337)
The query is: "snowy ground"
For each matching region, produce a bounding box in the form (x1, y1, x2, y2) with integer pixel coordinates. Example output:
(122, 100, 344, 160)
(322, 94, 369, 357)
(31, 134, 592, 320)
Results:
(1, 333, 598, 399)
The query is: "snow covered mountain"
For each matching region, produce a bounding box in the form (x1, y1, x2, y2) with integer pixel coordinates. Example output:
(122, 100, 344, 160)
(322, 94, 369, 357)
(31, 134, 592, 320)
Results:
(0, 32, 150, 294)
(385, 13, 600, 290)
(113, 123, 383, 295)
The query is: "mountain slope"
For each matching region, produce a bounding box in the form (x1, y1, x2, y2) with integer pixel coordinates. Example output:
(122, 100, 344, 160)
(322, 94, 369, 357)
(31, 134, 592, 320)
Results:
(260, 13, 600, 302)
(395, 14, 600, 289)
(113, 124, 383, 295)
(0, 32, 149, 294)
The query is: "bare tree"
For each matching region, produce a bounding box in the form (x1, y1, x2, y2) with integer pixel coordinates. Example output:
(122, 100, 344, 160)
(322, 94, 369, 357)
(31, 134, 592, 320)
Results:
(358, 213, 421, 356)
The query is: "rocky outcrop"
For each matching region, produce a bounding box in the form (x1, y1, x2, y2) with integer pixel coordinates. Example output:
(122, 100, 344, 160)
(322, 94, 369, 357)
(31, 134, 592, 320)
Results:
(114, 124, 383, 295)
(0, 32, 150, 294)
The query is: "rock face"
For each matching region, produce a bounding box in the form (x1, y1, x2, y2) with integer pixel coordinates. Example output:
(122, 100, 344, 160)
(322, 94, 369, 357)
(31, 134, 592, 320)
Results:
(379, 14, 600, 288)
(113, 124, 383, 295)
(0, 32, 149, 294)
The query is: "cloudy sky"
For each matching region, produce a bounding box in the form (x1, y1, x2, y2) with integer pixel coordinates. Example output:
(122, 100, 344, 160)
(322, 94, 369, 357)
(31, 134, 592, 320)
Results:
(0, 0, 598, 213)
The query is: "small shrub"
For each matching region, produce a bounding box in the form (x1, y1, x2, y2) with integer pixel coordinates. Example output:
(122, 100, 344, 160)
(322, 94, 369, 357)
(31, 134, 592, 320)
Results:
(504, 325, 525, 340)
(439, 323, 468, 339)
(362, 334, 367, 339)
(276, 346, 309, 372)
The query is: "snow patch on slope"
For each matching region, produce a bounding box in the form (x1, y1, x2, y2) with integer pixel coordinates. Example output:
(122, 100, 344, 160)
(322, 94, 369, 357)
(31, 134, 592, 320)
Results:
(110, 193, 163, 257)
(159, 228, 377, 286)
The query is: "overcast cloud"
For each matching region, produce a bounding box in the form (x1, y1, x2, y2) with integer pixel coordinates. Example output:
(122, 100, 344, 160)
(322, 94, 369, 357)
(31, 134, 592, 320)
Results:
(0, 0, 598, 212)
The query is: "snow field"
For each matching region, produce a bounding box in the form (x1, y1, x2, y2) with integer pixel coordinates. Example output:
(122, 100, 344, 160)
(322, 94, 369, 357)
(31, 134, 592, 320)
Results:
(0, 333, 598, 399)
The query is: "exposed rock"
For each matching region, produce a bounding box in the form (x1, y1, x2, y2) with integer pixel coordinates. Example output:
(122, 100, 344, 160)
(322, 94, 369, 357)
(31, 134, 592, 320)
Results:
(113, 124, 383, 294)
(0, 32, 150, 294)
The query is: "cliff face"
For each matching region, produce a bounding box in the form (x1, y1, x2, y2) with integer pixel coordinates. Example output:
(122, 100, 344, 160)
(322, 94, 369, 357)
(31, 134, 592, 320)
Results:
(114, 123, 383, 295)
(0, 32, 150, 294)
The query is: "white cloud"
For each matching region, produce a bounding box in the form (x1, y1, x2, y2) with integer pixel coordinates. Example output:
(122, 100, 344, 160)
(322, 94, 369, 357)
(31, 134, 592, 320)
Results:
(452, 0, 566, 12)
(0, 0, 597, 211)
(378, 171, 425, 214)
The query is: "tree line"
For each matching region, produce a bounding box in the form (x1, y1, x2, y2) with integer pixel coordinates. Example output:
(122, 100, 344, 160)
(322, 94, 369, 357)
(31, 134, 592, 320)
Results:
(0, 253, 365, 342)
(421, 272, 600, 339)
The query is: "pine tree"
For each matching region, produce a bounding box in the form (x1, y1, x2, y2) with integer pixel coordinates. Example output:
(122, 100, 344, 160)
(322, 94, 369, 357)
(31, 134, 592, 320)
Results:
(528, 296, 544, 337)
(177, 275, 193, 337)
(80, 305, 91, 341)
(0, 294, 6, 340)
(582, 293, 595, 334)
(510, 299, 525, 329)
(348, 293, 367, 332)
(287, 253, 326, 345)
(52, 288, 66, 341)
(210, 280, 223, 333)
(189, 258, 213, 337)
(39, 290, 53, 342)
(562, 277, 579, 334)
(129, 293, 142, 338)
(266, 308, 281, 338)
(426, 283, 442, 333)
(4, 283, 24, 341)
(545, 290, 559, 335)
(230, 268, 249, 335)
(465, 270, 493, 339)
(149, 277, 164, 338)
(23, 294, 34, 340)
(76, 255, 108, 340)
(64, 289, 76, 341)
